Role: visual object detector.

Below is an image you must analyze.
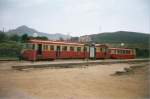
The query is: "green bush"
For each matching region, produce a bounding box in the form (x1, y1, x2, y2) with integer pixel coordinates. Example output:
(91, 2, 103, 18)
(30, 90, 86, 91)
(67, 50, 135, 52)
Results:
(135, 48, 150, 58)
(0, 41, 23, 58)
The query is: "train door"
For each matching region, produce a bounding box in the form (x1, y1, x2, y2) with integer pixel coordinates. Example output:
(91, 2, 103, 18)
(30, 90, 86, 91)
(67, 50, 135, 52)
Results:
(100, 46, 108, 58)
(104, 47, 108, 58)
(56, 46, 61, 58)
(37, 44, 42, 55)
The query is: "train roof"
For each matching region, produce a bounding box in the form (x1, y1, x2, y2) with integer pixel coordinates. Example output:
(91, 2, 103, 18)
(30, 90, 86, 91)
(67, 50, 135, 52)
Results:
(27, 39, 108, 47)
(27, 39, 85, 46)
(109, 48, 134, 50)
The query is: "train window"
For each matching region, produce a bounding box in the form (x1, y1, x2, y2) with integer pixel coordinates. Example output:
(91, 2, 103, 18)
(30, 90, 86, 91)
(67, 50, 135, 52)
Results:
(123, 50, 126, 54)
(116, 50, 131, 54)
(114, 50, 117, 54)
(43, 45, 45, 50)
(96, 47, 99, 52)
(32, 44, 35, 50)
(131, 50, 135, 54)
(120, 50, 123, 54)
(130, 50, 132, 54)
(100, 48, 103, 52)
(121, 50, 124, 54)
(117, 50, 119, 54)
(126, 50, 130, 54)
(77, 47, 81, 52)
(70, 47, 74, 51)
(43, 45, 48, 51)
(126, 50, 128, 54)
(50, 45, 54, 51)
(100, 48, 106, 52)
(133, 50, 135, 54)
(62, 46, 67, 51)
(122, 50, 125, 54)
(111, 50, 116, 54)
(133, 50, 136, 54)
(117, 50, 121, 54)
(46, 45, 48, 50)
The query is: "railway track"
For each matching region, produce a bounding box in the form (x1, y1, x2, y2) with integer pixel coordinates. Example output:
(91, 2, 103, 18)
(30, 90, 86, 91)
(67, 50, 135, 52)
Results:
(12, 58, 150, 70)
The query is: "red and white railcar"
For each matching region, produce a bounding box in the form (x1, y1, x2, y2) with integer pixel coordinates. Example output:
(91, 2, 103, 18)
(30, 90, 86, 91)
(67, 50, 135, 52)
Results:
(22, 39, 108, 60)
(108, 48, 136, 59)
(21, 39, 136, 60)
(22, 40, 84, 60)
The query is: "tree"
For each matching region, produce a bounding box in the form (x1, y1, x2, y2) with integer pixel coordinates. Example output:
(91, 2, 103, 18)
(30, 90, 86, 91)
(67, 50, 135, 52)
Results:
(0, 31, 7, 42)
(59, 37, 64, 41)
(70, 37, 79, 42)
(9, 34, 20, 42)
(35, 36, 48, 40)
(21, 34, 28, 43)
(0, 41, 23, 58)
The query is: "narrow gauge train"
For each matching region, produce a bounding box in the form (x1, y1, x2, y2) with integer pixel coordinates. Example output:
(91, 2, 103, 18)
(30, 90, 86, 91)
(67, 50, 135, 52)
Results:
(21, 39, 136, 61)
(108, 48, 136, 59)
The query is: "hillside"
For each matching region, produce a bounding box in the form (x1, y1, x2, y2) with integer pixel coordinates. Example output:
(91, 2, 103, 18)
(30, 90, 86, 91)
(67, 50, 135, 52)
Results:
(90, 31, 149, 44)
(7, 25, 71, 40)
(87, 31, 150, 48)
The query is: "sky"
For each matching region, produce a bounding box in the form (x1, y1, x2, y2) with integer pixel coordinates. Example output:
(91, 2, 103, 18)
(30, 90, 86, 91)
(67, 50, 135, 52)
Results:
(0, 0, 150, 36)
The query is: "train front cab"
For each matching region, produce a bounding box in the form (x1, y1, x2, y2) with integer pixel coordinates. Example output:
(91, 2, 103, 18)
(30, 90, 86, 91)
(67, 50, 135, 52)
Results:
(22, 43, 37, 61)
(109, 48, 136, 59)
(22, 43, 57, 61)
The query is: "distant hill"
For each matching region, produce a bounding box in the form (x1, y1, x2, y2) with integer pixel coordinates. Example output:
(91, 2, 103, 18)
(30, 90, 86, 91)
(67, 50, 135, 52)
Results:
(7, 25, 71, 40)
(90, 31, 149, 44)
(81, 31, 150, 49)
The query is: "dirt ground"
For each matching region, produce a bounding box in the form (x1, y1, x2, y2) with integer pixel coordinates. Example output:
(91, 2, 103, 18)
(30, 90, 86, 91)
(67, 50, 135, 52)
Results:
(0, 62, 149, 99)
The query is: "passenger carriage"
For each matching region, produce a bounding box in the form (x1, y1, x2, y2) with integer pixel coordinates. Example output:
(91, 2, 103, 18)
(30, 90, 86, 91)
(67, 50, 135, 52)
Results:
(22, 40, 87, 60)
(22, 40, 109, 60)
(21, 39, 136, 61)
(108, 48, 136, 59)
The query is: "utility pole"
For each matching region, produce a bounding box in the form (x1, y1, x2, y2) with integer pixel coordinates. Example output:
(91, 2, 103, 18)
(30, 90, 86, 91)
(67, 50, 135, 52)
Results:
(99, 25, 102, 33)
(2, 27, 4, 32)
(33, 33, 38, 62)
